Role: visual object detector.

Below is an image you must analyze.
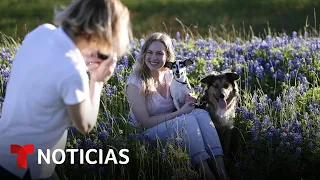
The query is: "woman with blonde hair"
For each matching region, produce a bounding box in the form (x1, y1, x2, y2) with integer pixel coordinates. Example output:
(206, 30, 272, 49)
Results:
(0, 0, 132, 179)
(125, 32, 230, 180)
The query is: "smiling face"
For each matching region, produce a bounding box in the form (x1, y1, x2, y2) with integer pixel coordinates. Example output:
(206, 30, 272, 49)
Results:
(145, 41, 167, 72)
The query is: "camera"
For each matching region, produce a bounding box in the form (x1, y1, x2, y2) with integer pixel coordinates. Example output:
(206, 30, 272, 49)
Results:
(97, 51, 109, 60)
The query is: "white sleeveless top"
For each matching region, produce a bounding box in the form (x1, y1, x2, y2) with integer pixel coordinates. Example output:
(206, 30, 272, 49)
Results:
(125, 70, 175, 129)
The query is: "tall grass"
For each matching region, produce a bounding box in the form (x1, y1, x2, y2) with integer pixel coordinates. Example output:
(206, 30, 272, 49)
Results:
(1, 0, 319, 40)
(0, 25, 319, 179)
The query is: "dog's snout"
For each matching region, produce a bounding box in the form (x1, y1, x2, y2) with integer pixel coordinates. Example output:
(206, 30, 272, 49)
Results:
(219, 93, 225, 99)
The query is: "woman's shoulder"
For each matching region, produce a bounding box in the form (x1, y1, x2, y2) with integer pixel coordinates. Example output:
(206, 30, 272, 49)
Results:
(164, 69, 173, 84)
(126, 73, 143, 88)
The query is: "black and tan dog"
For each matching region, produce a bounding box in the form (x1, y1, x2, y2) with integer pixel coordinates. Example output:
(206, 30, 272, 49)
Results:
(198, 70, 242, 157)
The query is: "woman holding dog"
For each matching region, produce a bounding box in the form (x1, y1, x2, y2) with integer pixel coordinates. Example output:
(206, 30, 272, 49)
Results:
(125, 32, 230, 180)
(0, 0, 132, 179)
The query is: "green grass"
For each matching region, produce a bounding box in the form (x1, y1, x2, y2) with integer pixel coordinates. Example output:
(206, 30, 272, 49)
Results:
(0, 0, 319, 41)
(1, 1, 320, 179)
(1, 25, 319, 179)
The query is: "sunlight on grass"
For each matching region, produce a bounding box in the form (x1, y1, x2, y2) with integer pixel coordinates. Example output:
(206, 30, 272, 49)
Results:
(0, 23, 319, 179)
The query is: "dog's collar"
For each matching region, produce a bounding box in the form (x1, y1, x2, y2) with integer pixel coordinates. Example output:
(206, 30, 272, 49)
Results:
(174, 77, 187, 85)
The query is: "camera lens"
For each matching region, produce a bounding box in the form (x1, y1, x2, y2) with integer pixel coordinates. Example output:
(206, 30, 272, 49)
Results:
(97, 51, 109, 60)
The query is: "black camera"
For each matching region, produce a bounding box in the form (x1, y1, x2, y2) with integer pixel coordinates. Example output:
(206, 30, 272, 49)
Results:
(97, 51, 109, 60)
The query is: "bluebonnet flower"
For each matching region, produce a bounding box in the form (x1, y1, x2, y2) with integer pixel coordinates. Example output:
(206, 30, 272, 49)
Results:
(0, 48, 12, 60)
(291, 121, 302, 133)
(76, 139, 82, 148)
(264, 131, 273, 141)
(206, 62, 214, 74)
(238, 106, 249, 119)
(269, 126, 279, 138)
(220, 40, 227, 49)
(187, 64, 196, 73)
(274, 70, 284, 80)
(215, 65, 221, 72)
(280, 132, 288, 141)
(263, 116, 271, 128)
(69, 125, 77, 134)
(283, 87, 297, 104)
(105, 84, 117, 97)
(221, 63, 230, 71)
(98, 130, 109, 142)
(275, 50, 284, 61)
(86, 139, 95, 148)
(273, 97, 282, 112)
(256, 103, 264, 114)
(298, 84, 307, 95)
(292, 31, 298, 38)
(116, 73, 123, 82)
(98, 121, 111, 131)
(176, 32, 180, 40)
(308, 103, 319, 115)
(122, 55, 129, 68)
(293, 133, 303, 145)
(248, 110, 255, 120)
(185, 33, 190, 43)
(235, 65, 242, 75)
(253, 118, 262, 129)
(194, 84, 203, 94)
(133, 50, 140, 60)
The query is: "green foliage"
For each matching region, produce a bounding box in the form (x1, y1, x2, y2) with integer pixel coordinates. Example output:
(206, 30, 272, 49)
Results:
(1, 24, 320, 179)
(1, 0, 320, 40)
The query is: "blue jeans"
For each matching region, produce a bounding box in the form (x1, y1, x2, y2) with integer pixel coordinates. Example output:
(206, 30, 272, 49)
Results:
(144, 108, 224, 165)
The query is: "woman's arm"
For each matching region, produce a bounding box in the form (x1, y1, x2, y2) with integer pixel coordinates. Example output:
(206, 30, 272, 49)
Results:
(126, 84, 194, 129)
(66, 81, 103, 134)
(66, 57, 116, 134)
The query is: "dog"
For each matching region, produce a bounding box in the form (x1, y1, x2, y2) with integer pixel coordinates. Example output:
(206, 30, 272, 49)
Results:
(165, 59, 193, 110)
(198, 70, 241, 157)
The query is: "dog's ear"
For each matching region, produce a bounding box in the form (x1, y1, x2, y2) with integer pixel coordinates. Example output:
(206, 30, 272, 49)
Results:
(200, 75, 214, 85)
(184, 59, 193, 66)
(225, 72, 240, 81)
(164, 61, 174, 69)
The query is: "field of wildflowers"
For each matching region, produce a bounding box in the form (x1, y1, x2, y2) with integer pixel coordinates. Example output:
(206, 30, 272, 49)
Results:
(0, 29, 320, 180)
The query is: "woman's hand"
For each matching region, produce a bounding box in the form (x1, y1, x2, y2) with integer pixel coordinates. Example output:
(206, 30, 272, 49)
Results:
(185, 92, 197, 104)
(87, 56, 117, 83)
(178, 101, 195, 115)
(83, 52, 118, 83)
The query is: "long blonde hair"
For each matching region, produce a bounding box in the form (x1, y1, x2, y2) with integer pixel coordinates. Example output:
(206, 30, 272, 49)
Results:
(132, 32, 175, 96)
(54, 0, 132, 57)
